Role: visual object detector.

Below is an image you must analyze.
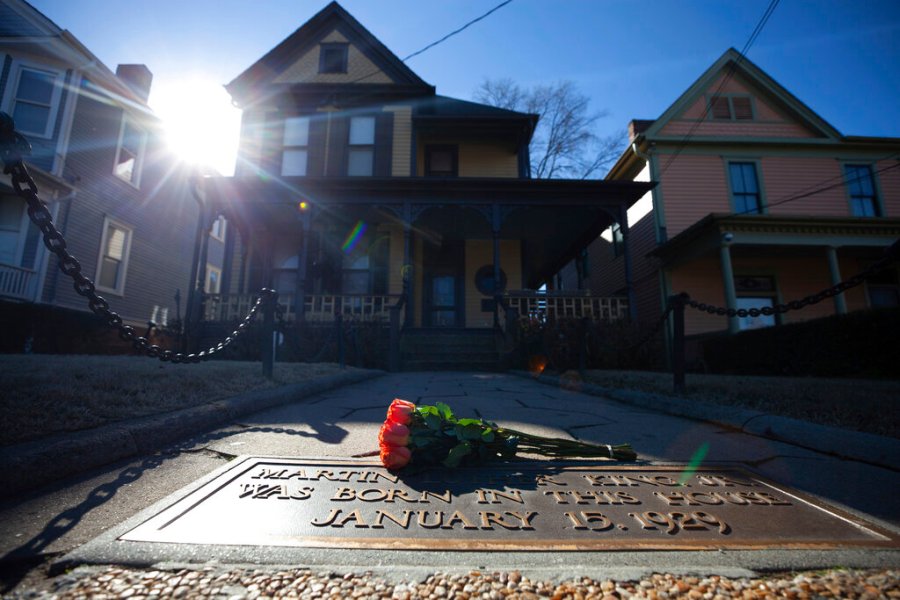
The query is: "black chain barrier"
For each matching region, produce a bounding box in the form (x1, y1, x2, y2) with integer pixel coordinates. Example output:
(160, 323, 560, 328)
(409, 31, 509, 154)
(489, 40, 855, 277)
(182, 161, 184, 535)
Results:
(0, 112, 276, 364)
(678, 239, 900, 319)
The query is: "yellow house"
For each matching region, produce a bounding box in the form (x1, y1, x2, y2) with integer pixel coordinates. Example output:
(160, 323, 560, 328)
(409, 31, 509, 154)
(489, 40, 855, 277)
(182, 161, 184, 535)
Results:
(201, 2, 650, 369)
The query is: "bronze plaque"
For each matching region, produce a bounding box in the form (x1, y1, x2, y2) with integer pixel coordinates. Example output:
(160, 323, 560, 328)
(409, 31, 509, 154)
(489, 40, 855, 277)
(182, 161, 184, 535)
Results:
(121, 457, 899, 550)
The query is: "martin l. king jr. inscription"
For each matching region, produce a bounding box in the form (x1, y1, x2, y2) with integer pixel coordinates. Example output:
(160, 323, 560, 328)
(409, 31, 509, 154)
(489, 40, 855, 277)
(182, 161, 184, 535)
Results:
(121, 458, 899, 550)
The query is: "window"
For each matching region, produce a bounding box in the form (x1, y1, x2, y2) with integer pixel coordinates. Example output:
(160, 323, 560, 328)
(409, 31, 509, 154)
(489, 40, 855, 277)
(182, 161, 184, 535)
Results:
(282, 116, 310, 176)
(844, 164, 880, 217)
(735, 275, 777, 330)
(205, 265, 222, 294)
(425, 145, 458, 176)
(342, 254, 370, 294)
(728, 162, 762, 214)
(866, 266, 899, 308)
(611, 223, 624, 257)
(114, 116, 146, 186)
(7, 64, 62, 138)
(210, 215, 227, 242)
(0, 195, 25, 265)
(319, 43, 348, 74)
(708, 95, 754, 121)
(96, 219, 132, 294)
(347, 116, 375, 176)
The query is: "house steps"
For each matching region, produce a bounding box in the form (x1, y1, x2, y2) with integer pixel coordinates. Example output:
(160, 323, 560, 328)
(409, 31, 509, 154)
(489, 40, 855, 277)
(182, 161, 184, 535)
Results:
(400, 328, 500, 371)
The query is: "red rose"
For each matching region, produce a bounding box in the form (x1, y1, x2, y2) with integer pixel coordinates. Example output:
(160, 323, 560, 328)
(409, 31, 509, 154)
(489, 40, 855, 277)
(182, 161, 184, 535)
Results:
(380, 443, 411, 469)
(386, 398, 416, 425)
(379, 420, 410, 446)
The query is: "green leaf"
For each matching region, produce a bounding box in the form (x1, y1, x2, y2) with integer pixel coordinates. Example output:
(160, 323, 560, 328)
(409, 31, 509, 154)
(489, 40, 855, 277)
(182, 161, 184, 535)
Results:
(481, 429, 495, 443)
(435, 402, 454, 421)
(455, 423, 483, 441)
(442, 441, 472, 468)
(456, 418, 481, 427)
(423, 413, 442, 431)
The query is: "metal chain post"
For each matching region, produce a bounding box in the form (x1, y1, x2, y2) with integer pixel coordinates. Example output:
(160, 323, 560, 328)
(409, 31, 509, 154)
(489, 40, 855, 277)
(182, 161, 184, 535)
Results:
(0, 112, 277, 364)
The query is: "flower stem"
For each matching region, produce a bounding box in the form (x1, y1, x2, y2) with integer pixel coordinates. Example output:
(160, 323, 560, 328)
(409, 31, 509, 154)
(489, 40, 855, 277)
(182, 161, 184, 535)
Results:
(498, 427, 637, 461)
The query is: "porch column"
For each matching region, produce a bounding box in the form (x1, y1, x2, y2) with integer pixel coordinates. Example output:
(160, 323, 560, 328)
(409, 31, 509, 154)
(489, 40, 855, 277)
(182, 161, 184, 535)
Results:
(619, 207, 638, 321)
(492, 204, 502, 328)
(719, 239, 740, 334)
(403, 203, 413, 327)
(294, 208, 312, 322)
(826, 245, 848, 315)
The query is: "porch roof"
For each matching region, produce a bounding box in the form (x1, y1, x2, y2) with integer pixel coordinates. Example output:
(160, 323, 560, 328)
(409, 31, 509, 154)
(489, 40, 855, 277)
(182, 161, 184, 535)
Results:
(206, 175, 654, 287)
(650, 213, 900, 267)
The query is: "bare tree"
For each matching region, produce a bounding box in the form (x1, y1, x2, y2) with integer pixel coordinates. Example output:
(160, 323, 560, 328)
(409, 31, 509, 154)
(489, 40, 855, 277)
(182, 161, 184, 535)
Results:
(475, 78, 624, 179)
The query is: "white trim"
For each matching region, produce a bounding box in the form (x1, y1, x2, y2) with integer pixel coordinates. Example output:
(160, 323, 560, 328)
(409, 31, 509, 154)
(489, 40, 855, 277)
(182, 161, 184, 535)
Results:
(209, 215, 227, 242)
(205, 264, 222, 294)
(113, 113, 147, 188)
(52, 68, 81, 177)
(95, 217, 133, 296)
(0, 58, 65, 139)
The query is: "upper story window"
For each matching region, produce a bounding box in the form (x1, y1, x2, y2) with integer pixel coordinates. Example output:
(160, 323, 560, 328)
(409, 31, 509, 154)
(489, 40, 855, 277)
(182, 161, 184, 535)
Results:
(282, 116, 310, 176)
(113, 115, 146, 186)
(210, 215, 227, 242)
(844, 164, 880, 217)
(319, 43, 349, 74)
(728, 162, 763, 214)
(6, 63, 64, 138)
(709, 94, 754, 121)
(425, 145, 458, 177)
(96, 218, 132, 295)
(347, 116, 375, 176)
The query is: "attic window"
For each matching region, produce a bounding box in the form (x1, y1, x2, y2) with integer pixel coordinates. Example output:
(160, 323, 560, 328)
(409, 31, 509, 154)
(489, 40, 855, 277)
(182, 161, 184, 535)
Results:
(708, 95, 755, 121)
(319, 43, 348, 74)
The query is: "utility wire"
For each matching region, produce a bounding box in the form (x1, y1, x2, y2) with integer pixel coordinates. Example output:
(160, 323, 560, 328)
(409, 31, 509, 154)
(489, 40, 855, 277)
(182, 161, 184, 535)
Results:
(659, 0, 780, 176)
(733, 158, 900, 216)
(402, 0, 514, 62)
(344, 0, 515, 86)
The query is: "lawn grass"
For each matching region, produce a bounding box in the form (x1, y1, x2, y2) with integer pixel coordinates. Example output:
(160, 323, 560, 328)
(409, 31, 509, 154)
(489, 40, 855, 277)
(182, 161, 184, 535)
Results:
(0, 355, 357, 446)
(579, 369, 900, 439)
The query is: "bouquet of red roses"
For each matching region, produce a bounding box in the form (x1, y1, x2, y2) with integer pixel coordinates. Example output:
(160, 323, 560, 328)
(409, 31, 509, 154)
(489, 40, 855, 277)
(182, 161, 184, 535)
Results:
(378, 398, 637, 470)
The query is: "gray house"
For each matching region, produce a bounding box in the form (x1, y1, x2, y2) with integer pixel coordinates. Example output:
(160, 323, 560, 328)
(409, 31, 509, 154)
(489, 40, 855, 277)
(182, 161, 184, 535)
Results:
(0, 0, 214, 352)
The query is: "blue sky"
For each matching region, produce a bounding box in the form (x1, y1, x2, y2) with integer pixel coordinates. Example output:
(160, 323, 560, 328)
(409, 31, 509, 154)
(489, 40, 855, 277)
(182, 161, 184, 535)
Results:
(27, 0, 900, 174)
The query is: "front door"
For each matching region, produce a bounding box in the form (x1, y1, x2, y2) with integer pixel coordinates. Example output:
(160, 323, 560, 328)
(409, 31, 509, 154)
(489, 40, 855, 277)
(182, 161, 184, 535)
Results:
(423, 239, 463, 328)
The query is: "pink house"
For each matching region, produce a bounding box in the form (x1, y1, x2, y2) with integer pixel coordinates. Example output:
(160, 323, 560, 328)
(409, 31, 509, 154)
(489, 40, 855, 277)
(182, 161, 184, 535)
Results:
(590, 48, 900, 344)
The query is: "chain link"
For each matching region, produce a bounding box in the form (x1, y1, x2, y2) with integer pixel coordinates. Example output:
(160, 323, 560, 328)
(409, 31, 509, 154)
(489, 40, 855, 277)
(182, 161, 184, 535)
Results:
(1, 114, 276, 364)
(681, 240, 900, 318)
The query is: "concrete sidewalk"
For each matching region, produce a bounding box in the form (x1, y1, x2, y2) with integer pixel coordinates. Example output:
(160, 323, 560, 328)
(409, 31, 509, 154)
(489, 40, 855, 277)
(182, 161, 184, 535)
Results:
(1, 371, 898, 593)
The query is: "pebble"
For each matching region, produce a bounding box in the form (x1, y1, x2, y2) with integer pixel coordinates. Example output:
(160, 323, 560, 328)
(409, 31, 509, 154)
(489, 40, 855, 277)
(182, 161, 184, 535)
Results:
(5, 567, 898, 599)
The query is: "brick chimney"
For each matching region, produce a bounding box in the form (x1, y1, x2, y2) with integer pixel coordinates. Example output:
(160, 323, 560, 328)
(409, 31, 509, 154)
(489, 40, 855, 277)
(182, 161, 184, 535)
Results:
(628, 119, 654, 142)
(116, 64, 153, 103)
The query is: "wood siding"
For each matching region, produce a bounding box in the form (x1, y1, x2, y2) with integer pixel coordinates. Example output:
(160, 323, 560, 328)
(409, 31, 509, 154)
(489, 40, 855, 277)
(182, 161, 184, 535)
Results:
(385, 105, 412, 177)
(272, 29, 392, 85)
(416, 139, 518, 178)
(660, 72, 822, 140)
(53, 92, 197, 326)
(656, 154, 731, 237)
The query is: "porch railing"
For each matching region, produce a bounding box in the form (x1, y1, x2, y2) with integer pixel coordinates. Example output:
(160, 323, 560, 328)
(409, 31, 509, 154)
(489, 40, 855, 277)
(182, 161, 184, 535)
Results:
(0, 263, 37, 300)
(203, 293, 402, 323)
(505, 290, 629, 322)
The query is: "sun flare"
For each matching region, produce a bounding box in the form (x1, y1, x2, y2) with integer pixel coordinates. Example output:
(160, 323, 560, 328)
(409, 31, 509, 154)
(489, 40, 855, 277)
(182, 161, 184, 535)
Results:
(149, 77, 241, 175)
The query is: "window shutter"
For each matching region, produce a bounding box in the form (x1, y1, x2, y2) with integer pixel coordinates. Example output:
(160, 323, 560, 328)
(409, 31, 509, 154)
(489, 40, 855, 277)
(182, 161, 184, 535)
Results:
(710, 96, 731, 119)
(374, 112, 394, 176)
(307, 115, 327, 177)
(732, 97, 754, 120)
(326, 115, 349, 177)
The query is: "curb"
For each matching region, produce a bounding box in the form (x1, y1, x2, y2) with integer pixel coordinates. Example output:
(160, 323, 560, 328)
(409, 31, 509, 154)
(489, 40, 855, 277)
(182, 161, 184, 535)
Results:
(513, 371, 900, 471)
(0, 369, 385, 497)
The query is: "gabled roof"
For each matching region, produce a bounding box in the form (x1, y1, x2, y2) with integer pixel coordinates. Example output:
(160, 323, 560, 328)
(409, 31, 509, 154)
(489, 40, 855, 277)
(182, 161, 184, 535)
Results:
(226, 1, 434, 105)
(642, 47, 843, 140)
